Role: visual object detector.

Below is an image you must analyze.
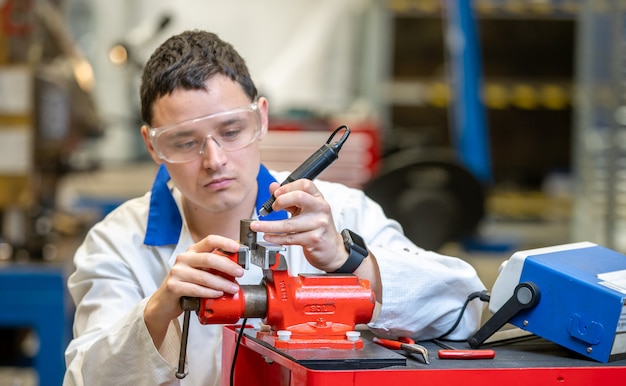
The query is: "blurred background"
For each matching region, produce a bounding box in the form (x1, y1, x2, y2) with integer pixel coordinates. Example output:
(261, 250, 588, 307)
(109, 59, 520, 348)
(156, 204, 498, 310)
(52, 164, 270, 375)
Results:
(1, 0, 624, 384)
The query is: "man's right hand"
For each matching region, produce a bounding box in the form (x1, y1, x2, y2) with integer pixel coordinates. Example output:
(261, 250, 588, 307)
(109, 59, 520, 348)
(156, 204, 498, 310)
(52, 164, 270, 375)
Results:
(143, 235, 244, 349)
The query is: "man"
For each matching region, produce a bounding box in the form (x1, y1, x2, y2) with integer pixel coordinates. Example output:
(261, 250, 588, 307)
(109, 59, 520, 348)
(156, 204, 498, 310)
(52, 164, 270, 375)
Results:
(63, 30, 485, 386)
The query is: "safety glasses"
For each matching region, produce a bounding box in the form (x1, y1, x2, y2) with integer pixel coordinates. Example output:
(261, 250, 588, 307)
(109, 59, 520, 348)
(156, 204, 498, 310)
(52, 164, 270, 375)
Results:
(149, 102, 262, 163)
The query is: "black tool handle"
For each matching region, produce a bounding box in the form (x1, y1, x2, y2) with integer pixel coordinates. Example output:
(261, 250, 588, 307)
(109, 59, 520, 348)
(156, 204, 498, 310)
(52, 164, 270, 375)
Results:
(468, 281, 540, 348)
(259, 125, 350, 216)
(283, 143, 339, 184)
(176, 297, 200, 379)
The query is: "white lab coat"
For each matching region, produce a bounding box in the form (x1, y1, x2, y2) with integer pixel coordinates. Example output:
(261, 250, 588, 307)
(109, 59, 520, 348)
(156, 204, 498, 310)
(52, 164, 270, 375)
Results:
(63, 168, 485, 386)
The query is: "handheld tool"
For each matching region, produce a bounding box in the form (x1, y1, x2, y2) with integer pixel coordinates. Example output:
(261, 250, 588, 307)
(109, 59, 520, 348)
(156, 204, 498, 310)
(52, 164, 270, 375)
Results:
(438, 350, 496, 359)
(373, 336, 430, 364)
(259, 125, 350, 216)
(433, 339, 495, 360)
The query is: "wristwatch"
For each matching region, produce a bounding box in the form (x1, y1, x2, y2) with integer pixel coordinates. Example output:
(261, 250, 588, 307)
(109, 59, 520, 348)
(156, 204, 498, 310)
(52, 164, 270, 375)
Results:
(334, 229, 369, 273)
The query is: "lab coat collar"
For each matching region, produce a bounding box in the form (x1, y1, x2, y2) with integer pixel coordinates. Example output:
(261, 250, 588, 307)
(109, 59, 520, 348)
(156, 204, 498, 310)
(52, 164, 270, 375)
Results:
(144, 163, 287, 246)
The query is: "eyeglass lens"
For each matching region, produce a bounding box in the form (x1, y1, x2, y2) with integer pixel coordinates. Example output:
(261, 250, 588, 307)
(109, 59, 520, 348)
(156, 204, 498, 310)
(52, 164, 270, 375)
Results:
(154, 107, 260, 163)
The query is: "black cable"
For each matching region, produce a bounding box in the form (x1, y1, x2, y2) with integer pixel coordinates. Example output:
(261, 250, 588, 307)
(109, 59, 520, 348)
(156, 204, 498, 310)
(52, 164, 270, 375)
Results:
(229, 318, 248, 386)
(437, 290, 490, 340)
(432, 338, 457, 350)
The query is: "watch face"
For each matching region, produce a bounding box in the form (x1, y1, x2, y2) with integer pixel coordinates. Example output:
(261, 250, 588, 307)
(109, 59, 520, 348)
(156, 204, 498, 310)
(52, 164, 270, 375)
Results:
(336, 229, 369, 273)
(344, 229, 368, 256)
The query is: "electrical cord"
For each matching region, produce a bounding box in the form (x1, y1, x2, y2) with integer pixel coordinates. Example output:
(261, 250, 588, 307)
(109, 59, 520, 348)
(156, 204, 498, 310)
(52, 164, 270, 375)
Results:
(437, 290, 490, 340)
(229, 318, 248, 386)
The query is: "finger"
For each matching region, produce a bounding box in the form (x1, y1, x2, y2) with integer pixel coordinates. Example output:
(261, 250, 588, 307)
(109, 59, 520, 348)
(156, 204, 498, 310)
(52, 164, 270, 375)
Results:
(188, 234, 240, 254)
(252, 202, 331, 232)
(271, 189, 321, 216)
(268, 181, 281, 195)
(261, 231, 306, 247)
(210, 253, 245, 279)
(170, 256, 241, 295)
(168, 276, 234, 299)
(185, 267, 240, 295)
(250, 215, 304, 235)
(175, 250, 244, 279)
(273, 178, 319, 197)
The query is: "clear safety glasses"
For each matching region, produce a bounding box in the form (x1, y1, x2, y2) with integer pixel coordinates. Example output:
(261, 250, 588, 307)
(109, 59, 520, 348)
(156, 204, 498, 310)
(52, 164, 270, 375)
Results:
(149, 102, 262, 163)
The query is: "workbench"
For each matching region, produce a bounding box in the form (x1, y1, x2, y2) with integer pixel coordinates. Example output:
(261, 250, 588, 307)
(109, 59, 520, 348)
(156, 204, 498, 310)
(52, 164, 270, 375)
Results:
(222, 326, 626, 386)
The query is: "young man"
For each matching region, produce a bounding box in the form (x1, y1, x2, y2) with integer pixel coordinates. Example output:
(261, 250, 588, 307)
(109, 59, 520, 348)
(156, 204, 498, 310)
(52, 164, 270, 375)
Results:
(63, 30, 485, 385)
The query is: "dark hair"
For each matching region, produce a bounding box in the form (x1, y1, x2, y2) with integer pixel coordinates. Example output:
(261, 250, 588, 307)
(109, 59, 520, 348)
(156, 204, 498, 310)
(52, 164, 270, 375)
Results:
(140, 30, 258, 125)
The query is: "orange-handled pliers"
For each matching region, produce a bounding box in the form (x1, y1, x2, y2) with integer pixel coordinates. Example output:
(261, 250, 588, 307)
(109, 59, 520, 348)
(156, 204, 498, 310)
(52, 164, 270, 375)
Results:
(373, 336, 430, 364)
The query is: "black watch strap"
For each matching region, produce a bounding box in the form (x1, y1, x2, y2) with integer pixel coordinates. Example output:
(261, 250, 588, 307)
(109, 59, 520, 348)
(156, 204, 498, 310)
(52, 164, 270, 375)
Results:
(334, 229, 368, 273)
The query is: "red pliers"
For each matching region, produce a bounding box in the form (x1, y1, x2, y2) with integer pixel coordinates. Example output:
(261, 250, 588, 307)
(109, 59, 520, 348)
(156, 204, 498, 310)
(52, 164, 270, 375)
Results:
(373, 336, 430, 364)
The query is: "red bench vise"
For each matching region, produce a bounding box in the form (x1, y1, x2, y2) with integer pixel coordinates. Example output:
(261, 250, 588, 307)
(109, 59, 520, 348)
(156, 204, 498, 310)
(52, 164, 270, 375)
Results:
(176, 219, 376, 378)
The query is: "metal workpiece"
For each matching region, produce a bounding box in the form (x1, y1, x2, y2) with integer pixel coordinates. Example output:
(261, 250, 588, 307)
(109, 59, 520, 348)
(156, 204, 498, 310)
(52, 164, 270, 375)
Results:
(239, 219, 257, 250)
(239, 219, 286, 271)
(252, 242, 287, 272)
(236, 245, 251, 270)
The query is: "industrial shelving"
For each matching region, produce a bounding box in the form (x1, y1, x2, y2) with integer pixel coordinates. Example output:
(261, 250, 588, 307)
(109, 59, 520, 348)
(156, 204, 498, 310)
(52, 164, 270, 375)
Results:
(385, 0, 578, 188)
(571, 1, 626, 252)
